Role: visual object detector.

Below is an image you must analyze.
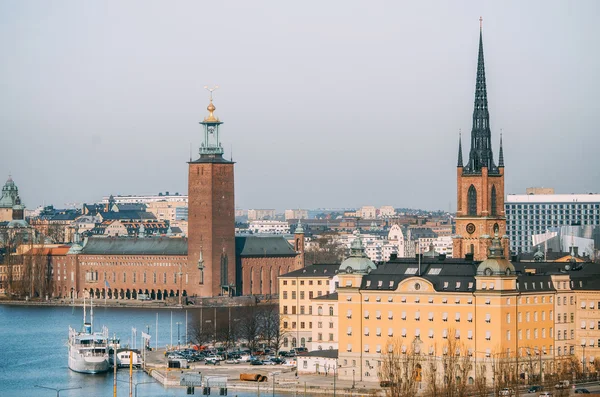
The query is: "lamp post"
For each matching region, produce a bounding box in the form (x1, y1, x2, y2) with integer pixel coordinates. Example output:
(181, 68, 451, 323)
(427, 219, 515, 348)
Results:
(352, 369, 355, 389)
(34, 385, 82, 397)
(116, 378, 155, 397)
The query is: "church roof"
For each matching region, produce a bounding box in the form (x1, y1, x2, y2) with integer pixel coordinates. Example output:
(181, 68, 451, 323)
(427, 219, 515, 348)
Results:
(80, 236, 188, 255)
(235, 235, 297, 257)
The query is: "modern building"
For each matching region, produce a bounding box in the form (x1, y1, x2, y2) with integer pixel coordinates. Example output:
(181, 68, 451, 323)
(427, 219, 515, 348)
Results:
(248, 220, 290, 234)
(145, 200, 188, 222)
(100, 193, 187, 205)
(505, 191, 600, 254)
(285, 209, 308, 221)
(247, 209, 276, 221)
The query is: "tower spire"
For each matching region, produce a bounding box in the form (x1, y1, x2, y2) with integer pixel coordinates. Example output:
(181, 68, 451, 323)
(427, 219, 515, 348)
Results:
(465, 17, 497, 175)
(457, 130, 464, 167)
(498, 131, 504, 167)
(195, 85, 225, 160)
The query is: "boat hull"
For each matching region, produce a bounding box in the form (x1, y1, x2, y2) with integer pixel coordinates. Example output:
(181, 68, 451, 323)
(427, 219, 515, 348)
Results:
(68, 354, 110, 374)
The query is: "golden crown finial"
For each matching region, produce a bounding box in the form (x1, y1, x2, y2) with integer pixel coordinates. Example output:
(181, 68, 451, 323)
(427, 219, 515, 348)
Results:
(203, 85, 219, 122)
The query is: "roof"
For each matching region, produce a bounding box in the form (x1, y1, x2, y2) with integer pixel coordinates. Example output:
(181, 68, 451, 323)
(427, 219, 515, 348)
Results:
(80, 237, 188, 255)
(235, 235, 297, 257)
(99, 211, 156, 221)
(24, 246, 71, 256)
(280, 264, 339, 278)
(115, 203, 146, 211)
(51, 213, 79, 221)
(313, 292, 338, 301)
(304, 349, 338, 359)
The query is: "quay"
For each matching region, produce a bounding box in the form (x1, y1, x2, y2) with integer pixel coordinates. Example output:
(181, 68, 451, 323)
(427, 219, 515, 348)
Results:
(143, 348, 379, 396)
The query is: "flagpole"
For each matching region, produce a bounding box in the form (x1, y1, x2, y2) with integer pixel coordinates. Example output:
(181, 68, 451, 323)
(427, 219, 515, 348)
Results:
(156, 313, 158, 350)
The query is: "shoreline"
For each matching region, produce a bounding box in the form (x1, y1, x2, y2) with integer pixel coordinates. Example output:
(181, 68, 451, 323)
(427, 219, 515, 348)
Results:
(0, 299, 188, 310)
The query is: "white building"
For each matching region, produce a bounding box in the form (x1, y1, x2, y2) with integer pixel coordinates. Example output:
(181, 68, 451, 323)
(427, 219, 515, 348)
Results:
(249, 220, 290, 234)
(101, 193, 187, 205)
(379, 206, 396, 218)
(359, 206, 377, 219)
(247, 209, 276, 221)
(284, 209, 309, 221)
(505, 192, 600, 254)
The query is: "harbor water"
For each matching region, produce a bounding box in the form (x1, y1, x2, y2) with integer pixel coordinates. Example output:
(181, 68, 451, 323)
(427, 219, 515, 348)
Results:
(0, 304, 292, 397)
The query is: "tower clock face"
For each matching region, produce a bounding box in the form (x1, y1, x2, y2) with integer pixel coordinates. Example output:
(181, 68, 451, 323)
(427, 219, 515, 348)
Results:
(466, 223, 476, 234)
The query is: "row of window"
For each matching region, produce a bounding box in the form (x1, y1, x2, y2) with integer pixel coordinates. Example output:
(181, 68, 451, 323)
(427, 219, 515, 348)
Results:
(282, 305, 335, 316)
(84, 270, 187, 285)
(282, 279, 330, 286)
(283, 321, 334, 330)
(282, 290, 327, 300)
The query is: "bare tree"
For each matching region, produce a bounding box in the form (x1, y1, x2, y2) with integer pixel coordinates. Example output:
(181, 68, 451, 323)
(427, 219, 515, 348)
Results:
(424, 343, 442, 397)
(237, 303, 262, 351)
(379, 338, 422, 397)
(305, 233, 346, 265)
(258, 305, 287, 353)
(191, 324, 213, 348)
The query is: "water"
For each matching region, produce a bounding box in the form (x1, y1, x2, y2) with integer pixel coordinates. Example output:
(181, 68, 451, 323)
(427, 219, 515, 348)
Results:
(0, 304, 286, 397)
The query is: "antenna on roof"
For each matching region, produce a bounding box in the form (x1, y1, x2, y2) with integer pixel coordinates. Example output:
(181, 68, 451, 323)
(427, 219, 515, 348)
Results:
(189, 143, 192, 162)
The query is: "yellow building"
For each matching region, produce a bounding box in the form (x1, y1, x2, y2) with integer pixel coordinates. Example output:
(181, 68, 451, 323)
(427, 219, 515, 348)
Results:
(278, 263, 338, 350)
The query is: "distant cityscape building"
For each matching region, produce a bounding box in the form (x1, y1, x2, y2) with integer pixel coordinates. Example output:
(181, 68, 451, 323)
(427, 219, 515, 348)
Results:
(248, 220, 290, 234)
(506, 191, 600, 254)
(247, 209, 276, 221)
(101, 193, 187, 205)
(526, 187, 555, 195)
(145, 200, 187, 222)
(359, 206, 377, 219)
(284, 209, 308, 221)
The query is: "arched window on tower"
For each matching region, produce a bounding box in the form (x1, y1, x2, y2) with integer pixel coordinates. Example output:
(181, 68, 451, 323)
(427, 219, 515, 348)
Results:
(491, 185, 497, 216)
(260, 267, 263, 295)
(468, 185, 477, 216)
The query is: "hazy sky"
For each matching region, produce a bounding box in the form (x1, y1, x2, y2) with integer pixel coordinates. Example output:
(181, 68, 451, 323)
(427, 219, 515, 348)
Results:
(1, 1, 599, 212)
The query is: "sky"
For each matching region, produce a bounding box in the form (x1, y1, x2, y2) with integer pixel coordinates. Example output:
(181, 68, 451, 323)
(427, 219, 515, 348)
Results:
(1, 1, 599, 212)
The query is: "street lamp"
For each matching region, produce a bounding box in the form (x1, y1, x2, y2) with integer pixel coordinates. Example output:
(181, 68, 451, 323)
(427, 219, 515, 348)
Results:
(176, 321, 182, 350)
(352, 369, 355, 389)
(35, 385, 82, 397)
(116, 378, 155, 397)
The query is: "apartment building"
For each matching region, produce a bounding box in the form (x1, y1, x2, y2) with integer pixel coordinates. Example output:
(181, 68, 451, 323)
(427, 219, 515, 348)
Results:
(505, 192, 600, 254)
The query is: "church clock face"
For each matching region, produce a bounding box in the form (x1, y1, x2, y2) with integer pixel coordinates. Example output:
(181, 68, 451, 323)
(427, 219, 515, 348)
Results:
(466, 223, 476, 234)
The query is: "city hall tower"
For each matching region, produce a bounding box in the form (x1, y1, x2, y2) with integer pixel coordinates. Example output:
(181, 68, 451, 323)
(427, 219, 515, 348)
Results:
(188, 90, 236, 296)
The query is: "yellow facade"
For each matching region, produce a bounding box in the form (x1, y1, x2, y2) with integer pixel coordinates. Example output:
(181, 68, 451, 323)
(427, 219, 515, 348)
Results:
(278, 264, 338, 350)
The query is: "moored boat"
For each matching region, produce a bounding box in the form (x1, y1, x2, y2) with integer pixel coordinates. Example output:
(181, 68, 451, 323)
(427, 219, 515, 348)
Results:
(67, 297, 110, 374)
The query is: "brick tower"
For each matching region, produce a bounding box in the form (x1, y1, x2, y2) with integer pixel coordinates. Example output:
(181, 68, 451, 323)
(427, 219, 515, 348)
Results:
(453, 20, 509, 261)
(188, 90, 236, 296)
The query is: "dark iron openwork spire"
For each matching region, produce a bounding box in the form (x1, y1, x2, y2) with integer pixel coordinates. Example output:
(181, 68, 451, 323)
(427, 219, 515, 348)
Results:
(498, 132, 504, 167)
(457, 130, 464, 167)
(465, 17, 498, 175)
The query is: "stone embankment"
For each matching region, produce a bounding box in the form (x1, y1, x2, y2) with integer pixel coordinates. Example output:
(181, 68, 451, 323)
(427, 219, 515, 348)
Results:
(144, 348, 380, 396)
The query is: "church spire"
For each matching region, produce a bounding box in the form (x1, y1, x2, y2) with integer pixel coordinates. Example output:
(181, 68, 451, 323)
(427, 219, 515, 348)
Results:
(457, 130, 464, 167)
(465, 17, 497, 175)
(498, 132, 504, 167)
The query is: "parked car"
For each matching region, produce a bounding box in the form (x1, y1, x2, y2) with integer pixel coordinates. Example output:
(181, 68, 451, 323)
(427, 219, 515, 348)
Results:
(574, 389, 590, 394)
(205, 357, 220, 365)
(224, 358, 239, 364)
(528, 386, 542, 393)
(262, 360, 276, 365)
(250, 359, 264, 366)
(499, 388, 514, 396)
(292, 347, 308, 355)
(555, 380, 570, 389)
(538, 392, 552, 397)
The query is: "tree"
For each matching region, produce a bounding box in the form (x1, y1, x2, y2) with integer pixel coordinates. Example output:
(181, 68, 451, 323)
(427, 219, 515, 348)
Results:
(305, 233, 346, 265)
(237, 302, 262, 351)
(380, 338, 422, 397)
(258, 305, 287, 353)
(438, 329, 472, 397)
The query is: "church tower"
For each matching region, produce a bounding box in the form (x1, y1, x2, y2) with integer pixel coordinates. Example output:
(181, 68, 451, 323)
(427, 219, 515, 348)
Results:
(188, 89, 236, 296)
(453, 20, 508, 261)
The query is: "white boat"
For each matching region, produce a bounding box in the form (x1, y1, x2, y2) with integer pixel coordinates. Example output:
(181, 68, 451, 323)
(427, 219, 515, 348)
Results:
(111, 349, 143, 368)
(67, 297, 110, 374)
